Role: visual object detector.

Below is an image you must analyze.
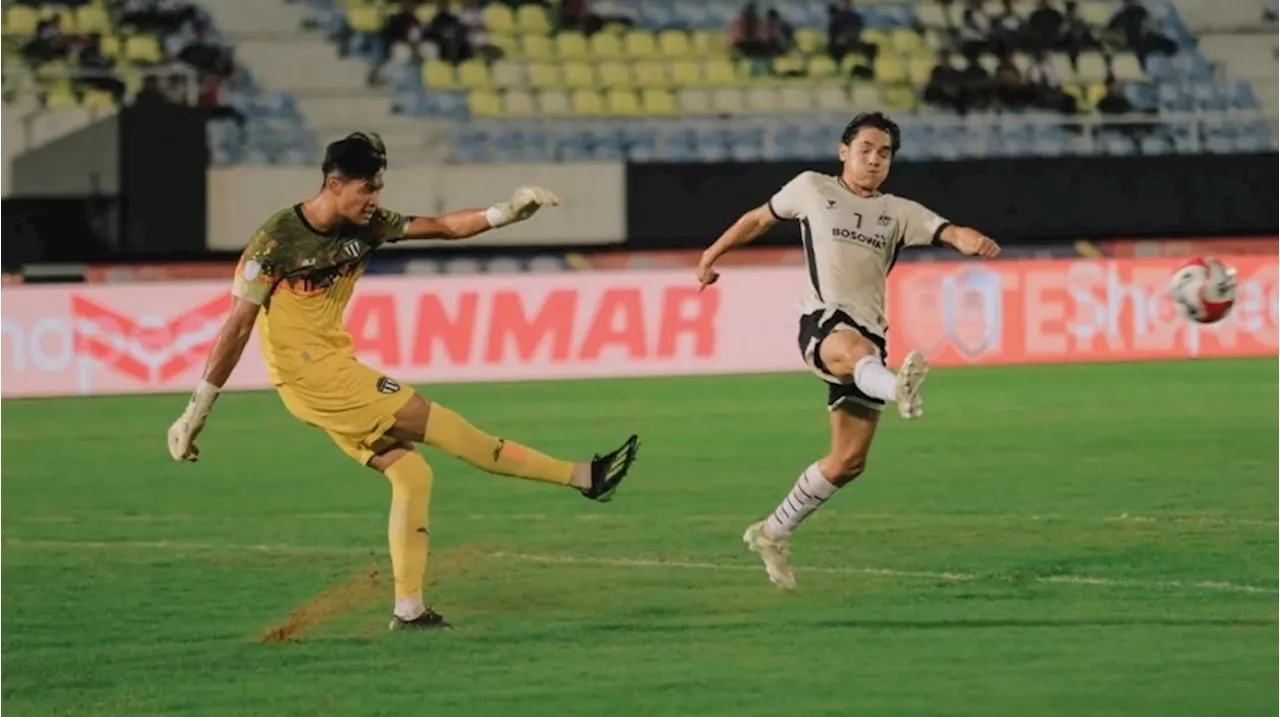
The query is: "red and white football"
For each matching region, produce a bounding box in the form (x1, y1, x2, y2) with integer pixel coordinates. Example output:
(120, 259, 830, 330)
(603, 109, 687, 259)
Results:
(1168, 256, 1237, 324)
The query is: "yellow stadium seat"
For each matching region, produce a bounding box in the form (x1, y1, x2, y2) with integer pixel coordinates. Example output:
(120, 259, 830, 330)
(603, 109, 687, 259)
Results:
(850, 83, 881, 109)
(881, 85, 916, 110)
(423, 61, 456, 89)
(625, 31, 657, 57)
(468, 90, 503, 117)
(671, 59, 703, 86)
(704, 59, 736, 85)
(516, 4, 550, 35)
(44, 86, 79, 109)
(605, 88, 640, 115)
(641, 88, 676, 115)
(808, 55, 839, 80)
(891, 29, 924, 55)
(571, 89, 605, 115)
(657, 30, 692, 57)
(503, 89, 537, 116)
(1081, 82, 1107, 110)
(413, 4, 438, 25)
(124, 34, 163, 64)
(527, 62, 561, 88)
(1078, 1, 1113, 27)
(862, 29, 890, 50)
(1052, 52, 1076, 82)
(482, 3, 514, 34)
(908, 56, 934, 85)
(814, 84, 855, 110)
(538, 89, 572, 115)
(780, 85, 813, 112)
(456, 59, 491, 88)
(1076, 52, 1108, 83)
(916, 3, 947, 28)
(490, 33, 519, 58)
(101, 35, 121, 59)
(876, 54, 906, 84)
(677, 88, 712, 114)
(711, 87, 744, 114)
(589, 32, 623, 58)
(522, 34, 553, 60)
(562, 61, 596, 88)
(346, 6, 381, 33)
(75, 4, 110, 35)
(795, 28, 823, 55)
(692, 30, 729, 57)
(841, 54, 872, 76)
(772, 54, 805, 77)
(82, 89, 115, 109)
(492, 59, 524, 88)
(634, 61, 670, 87)
(556, 31, 588, 59)
(4, 6, 40, 36)
(746, 86, 780, 113)
(597, 61, 632, 88)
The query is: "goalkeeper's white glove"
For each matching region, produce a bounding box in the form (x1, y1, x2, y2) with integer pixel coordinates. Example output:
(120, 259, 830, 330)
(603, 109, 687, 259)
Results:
(167, 381, 219, 462)
(483, 186, 561, 228)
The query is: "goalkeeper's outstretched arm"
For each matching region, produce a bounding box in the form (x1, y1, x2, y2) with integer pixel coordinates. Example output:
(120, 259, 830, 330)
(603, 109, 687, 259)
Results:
(399, 186, 561, 241)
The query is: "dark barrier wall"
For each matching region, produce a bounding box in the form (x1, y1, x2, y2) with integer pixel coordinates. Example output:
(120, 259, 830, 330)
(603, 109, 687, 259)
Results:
(118, 104, 208, 256)
(10, 114, 119, 197)
(627, 153, 1279, 248)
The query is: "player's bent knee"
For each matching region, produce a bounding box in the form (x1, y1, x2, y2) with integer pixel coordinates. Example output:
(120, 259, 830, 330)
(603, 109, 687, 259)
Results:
(819, 331, 877, 380)
(823, 452, 867, 486)
(367, 441, 417, 473)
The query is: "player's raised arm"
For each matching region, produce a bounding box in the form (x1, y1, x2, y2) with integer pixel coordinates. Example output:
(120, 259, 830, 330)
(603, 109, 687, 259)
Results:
(167, 234, 278, 463)
(697, 172, 811, 290)
(395, 186, 561, 241)
(897, 197, 1001, 259)
(937, 224, 1001, 258)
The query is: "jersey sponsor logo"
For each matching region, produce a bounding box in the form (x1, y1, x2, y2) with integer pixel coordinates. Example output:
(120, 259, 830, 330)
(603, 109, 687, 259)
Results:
(341, 240, 362, 258)
(831, 226, 890, 250)
(69, 294, 233, 385)
(376, 376, 400, 394)
(242, 260, 262, 281)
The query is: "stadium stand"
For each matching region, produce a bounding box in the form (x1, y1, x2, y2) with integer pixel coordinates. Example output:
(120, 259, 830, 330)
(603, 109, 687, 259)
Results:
(5, 0, 1272, 164)
(289, 0, 1276, 164)
(1, 0, 316, 163)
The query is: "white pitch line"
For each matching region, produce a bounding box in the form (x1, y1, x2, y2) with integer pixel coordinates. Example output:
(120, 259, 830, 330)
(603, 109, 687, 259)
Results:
(5, 538, 1275, 596)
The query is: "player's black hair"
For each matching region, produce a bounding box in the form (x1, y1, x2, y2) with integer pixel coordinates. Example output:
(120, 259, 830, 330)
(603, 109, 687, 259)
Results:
(840, 112, 902, 155)
(321, 132, 387, 181)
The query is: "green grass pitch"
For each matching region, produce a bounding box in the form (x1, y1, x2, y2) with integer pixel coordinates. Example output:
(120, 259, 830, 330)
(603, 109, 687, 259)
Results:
(3, 359, 1276, 716)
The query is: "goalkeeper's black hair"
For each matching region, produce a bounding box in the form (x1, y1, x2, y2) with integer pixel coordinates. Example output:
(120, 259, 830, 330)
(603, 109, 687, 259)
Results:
(321, 132, 387, 181)
(840, 112, 901, 156)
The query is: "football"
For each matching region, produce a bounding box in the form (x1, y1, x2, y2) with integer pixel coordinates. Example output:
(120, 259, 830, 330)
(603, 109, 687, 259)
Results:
(1168, 256, 1237, 324)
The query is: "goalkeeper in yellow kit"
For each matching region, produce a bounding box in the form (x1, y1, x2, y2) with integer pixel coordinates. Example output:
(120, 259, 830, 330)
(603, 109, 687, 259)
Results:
(166, 133, 640, 630)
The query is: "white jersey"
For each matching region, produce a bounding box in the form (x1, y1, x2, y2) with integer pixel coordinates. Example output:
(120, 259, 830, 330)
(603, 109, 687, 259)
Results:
(768, 171, 950, 340)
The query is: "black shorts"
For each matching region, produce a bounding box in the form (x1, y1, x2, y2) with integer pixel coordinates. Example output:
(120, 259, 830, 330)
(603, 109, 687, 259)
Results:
(797, 308, 888, 411)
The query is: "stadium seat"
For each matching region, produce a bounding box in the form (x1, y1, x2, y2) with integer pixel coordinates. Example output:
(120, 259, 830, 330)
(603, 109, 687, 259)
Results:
(423, 62, 456, 90)
(677, 87, 712, 114)
(891, 29, 926, 55)
(658, 30, 693, 57)
(882, 85, 917, 110)
(780, 85, 814, 112)
(606, 88, 641, 115)
(711, 87, 745, 113)
(815, 84, 852, 110)
(746, 86, 781, 113)
(468, 90, 503, 117)
(590, 32, 624, 58)
(851, 83, 882, 109)
(1111, 53, 1147, 82)
(457, 59, 491, 89)
(671, 60, 703, 86)
(625, 31, 657, 58)
(641, 88, 677, 115)
(527, 62, 562, 88)
(124, 34, 163, 64)
(808, 55, 839, 80)
(692, 30, 730, 57)
(75, 4, 110, 35)
(492, 60, 525, 88)
(907, 55, 934, 86)
(516, 4, 551, 35)
(503, 89, 536, 116)
(413, 4, 438, 25)
(916, 2, 947, 27)
(634, 60, 670, 87)
(598, 61, 632, 88)
(562, 61, 596, 88)
(538, 89, 572, 115)
(705, 59, 737, 85)
(346, 5, 381, 33)
(876, 55, 907, 84)
(82, 89, 115, 109)
(1076, 52, 1109, 83)
(572, 89, 605, 115)
(522, 35, 554, 60)
(795, 28, 823, 55)
(556, 32, 588, 60)
(772, 54, 806, 78)
(482, 3, 515, 35)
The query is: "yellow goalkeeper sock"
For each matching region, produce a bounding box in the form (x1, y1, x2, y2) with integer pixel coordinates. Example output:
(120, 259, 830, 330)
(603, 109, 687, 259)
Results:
(424, 404, 575, 486)
(385, 451, 433, 618)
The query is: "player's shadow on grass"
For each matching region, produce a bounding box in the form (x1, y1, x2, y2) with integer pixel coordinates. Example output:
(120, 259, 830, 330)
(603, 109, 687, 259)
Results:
(812, 617, 1276, 630)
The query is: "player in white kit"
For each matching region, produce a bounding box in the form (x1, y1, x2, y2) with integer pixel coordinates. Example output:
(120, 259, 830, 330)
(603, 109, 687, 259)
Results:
(696, 113, 1001, 590)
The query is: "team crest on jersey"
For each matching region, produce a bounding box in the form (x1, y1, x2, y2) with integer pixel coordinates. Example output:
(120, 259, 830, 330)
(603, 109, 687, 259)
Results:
(376, 376, 400, 394)
(877, 213, 893, 226)
(341, 240, 362, 258)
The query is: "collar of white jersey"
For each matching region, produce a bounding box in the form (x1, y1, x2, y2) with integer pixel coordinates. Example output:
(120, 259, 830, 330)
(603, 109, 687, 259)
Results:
(837, 176, 882, 199)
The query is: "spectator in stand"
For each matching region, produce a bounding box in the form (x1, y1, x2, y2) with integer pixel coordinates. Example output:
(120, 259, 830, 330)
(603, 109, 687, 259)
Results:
(992, 53, 1030, 109)
(22, 12, 70, 67)
(923, 48, 965, 112)
(991, 0, 1025, 55)
(591, 0, 636, 29)
(729, 1, 770, 58)
(1059, 1, 1099, 67)
(134, 74, 172, 106)
(427, 0, 473, 64)
(1097, 78, 1134, 114)
(178, 27, 226, 77)
(765, 8, 795, 57)
(1025, 0, 1064, 52)
(76, 34, 126, 99)
(458, 0, 501, 60)
(958, 0, 994, 57)
(826, 0, 876, 68)
(1026, 48, 1077, 112)
(558, 0, 592, 32)
(958, 50, 992, 113)
(1105, 0, 1177, 66)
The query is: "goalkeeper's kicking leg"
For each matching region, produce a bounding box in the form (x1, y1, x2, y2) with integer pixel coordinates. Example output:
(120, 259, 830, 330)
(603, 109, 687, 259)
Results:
(388, 395, 640, 503)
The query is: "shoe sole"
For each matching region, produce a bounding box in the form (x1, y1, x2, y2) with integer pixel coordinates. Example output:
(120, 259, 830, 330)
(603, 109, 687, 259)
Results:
(593, 435, 641, 503)
(896, 350, 930, 420)
(742, 525, 796, 591)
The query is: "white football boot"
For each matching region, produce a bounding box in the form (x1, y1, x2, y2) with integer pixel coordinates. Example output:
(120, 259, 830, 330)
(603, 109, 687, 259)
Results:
(742, 521, 796, 590)
(894, 350, 929, 420)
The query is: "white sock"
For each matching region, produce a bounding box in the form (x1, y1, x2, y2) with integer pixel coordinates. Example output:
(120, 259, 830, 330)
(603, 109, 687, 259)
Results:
(763, 463, 840, 539)
(395, 596, 425, 620)
(853, 355, 897, 402)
